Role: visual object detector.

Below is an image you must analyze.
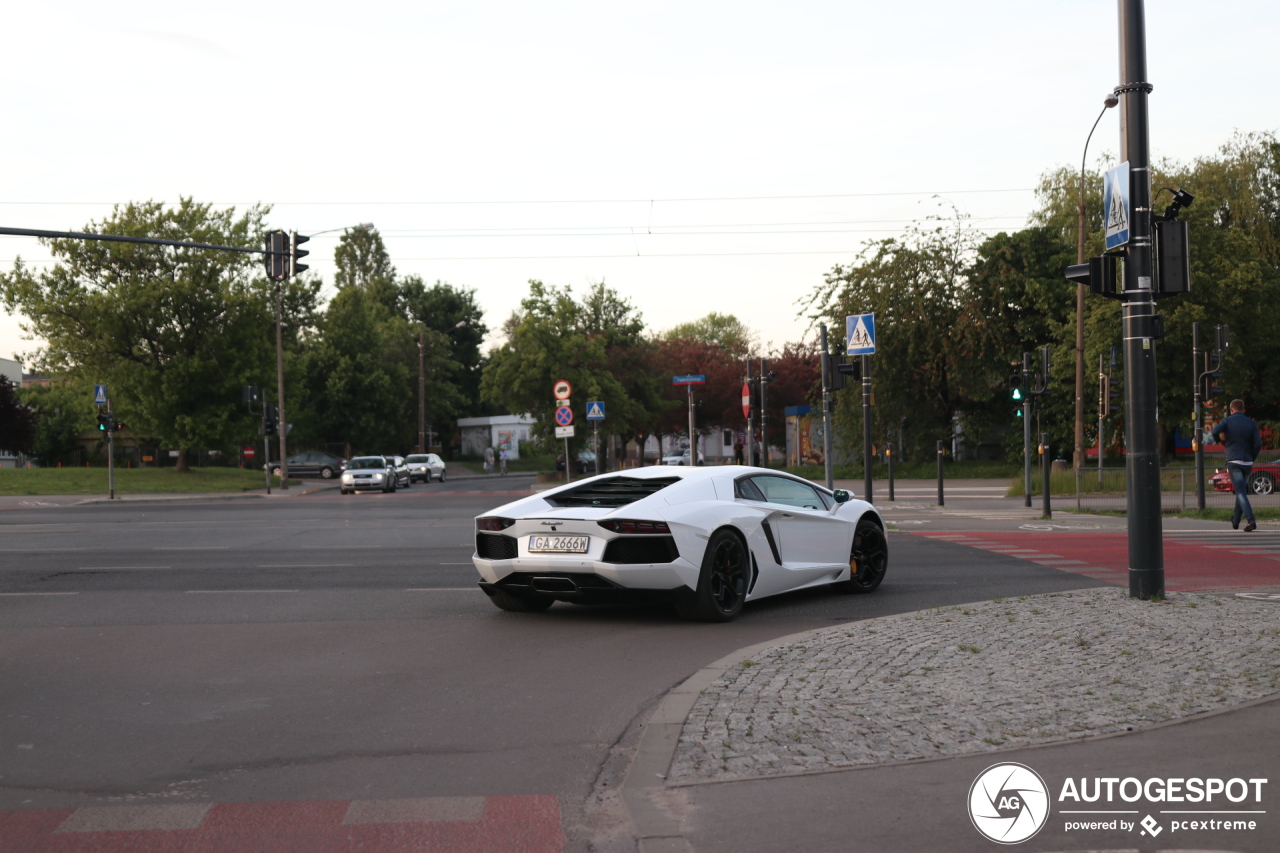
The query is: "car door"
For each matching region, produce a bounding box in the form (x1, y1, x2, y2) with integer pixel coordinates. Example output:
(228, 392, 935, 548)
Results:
(292, 452, 318, 476)
(749, 476, 850, 580)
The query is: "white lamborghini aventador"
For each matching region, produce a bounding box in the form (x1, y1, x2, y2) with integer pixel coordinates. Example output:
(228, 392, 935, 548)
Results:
(472, 466, 887, 622)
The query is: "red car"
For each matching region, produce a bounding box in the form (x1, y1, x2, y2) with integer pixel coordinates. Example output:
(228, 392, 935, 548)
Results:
(1211, 463, 1278, 495)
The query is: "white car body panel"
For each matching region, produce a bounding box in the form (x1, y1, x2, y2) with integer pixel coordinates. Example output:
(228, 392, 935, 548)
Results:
(471, 466, 882, 608)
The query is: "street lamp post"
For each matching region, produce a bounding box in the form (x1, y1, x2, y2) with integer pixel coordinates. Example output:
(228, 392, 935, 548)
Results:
(1075, 94, 1118, 471)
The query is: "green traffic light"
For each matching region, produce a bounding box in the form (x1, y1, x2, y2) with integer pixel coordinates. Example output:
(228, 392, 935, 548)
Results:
(1011, 388, 1023, 401)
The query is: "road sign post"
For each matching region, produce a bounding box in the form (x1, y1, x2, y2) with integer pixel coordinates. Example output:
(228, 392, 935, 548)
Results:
(820, 325, 834, 489)
(846, 315, 876, 502)
(586, 402, 605, 475)
(672, 376, 706, 467)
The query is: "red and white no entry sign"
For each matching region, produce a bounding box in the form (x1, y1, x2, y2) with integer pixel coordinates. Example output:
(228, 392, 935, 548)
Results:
(553, 379, 572, 400)
(742, 383, 751, 419)
(243, 446, 256, 458)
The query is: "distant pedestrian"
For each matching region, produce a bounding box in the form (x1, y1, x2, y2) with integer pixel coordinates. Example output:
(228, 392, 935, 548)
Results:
(1211, 399, 1263, 532)
(499, 448, 508, 476)
(734, 440, 744, 465)
(483, 445, 495, 475)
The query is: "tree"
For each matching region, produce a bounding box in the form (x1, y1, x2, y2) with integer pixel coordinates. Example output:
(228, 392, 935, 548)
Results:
(0, 376, 36, 456)
(0, 200, 314, 471)
(17, 378, 96, 466)
(481, 281, 667, 452)
(662, 312, 755, 355)
(401, 277, 491, 443)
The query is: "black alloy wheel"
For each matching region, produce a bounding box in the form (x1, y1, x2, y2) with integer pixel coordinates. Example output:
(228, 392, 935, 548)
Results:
(675, 529, 749, 622)
(834, 519, 888, 594)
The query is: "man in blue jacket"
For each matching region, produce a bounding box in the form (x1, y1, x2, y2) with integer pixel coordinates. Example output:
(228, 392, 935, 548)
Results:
(1211, 399, 1264, 532)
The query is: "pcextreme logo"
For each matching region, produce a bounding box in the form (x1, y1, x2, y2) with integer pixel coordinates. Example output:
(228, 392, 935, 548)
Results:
(968, 763, 1050, 844)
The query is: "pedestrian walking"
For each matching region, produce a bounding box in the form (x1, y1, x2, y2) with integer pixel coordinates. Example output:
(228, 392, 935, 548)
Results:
(499, 448, 508, 476)
(734, 440, 744, 465)
(1211, 399, 1263, 532)
(483, 445, 495, 475)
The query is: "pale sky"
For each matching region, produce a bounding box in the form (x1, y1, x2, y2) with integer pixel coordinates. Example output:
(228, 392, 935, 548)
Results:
(2, 1, 1276, 368)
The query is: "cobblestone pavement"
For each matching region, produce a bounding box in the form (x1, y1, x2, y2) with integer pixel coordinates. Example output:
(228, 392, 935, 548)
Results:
(670, 587, 1280, 783)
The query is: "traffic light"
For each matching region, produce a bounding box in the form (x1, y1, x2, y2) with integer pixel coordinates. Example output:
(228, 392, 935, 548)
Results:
(112, 421, 126, 432)
(96, 412, 110, 432)
(290, 231, 310, 277)
(262, 403, 278, 436)
(1065, 254, 1119, 298)
(1009, 373, 1024, 402)
(826, 354, 846, 391)
(264, 231, 289, 281)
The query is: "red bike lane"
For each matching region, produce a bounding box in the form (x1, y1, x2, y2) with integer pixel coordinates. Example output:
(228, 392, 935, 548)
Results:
(918, 530, 1280, 591)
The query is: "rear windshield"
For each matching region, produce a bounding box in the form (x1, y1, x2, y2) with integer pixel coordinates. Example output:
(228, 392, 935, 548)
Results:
(406, 455, 431, 463)
(545, 476, 679, 508)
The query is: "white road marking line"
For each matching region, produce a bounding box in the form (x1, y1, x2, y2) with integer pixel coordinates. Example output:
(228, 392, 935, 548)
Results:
(56, 804, 212, 833)
(405, 587, 478, 591)
(439, 562, 473, 565)
(78, 566, 172, 570)
(256, 564, 354, 568)
(185, 589, 300, 594)
(153, 547, 228, 551)
(0, 591, 78, 596)
(1034, 559, 1086, 565)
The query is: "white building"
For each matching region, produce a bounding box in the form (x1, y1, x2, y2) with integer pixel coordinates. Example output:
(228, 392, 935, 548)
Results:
(457, 414, 535, 460)
(0, 357, 23, 467)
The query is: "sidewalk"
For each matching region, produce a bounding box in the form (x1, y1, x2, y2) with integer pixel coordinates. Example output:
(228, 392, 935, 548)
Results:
(621, 587, 1280, 852)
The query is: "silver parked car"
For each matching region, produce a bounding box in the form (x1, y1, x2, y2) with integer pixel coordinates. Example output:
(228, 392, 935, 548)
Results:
(340, 456, 398, 494)
(405, 453, 447, 482)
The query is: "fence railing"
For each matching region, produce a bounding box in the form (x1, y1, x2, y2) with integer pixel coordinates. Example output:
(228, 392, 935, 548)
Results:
(1073, 464, 1279, 513)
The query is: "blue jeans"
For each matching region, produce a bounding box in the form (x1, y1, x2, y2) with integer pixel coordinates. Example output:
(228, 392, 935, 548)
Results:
(1228, 464, 1255, 524)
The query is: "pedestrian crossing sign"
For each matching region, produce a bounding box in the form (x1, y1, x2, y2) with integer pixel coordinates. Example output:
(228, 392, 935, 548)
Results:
(586, 401, 605, 420)
(846, 313, 876, 355)
(1104, 161, 1131, 250)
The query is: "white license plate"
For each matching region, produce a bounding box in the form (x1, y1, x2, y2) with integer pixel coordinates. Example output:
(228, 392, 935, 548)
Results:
(528, 535, 590, 553)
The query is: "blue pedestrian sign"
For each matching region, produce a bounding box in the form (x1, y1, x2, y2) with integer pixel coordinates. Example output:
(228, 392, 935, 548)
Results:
(672, 374, 706, 385)
(846, 313, 876, 355)
(93, 384, 108, 405)
(554, 406, 574, 426)
(586, 401, 606, 420)
(1103, 161, 1131, 251)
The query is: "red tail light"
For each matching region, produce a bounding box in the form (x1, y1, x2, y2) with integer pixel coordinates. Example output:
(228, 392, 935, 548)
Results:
(598, 519, 671, 534)
(477, 517, 515, 531)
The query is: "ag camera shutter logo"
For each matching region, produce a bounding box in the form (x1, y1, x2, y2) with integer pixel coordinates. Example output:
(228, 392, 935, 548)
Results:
(968, 762, 1050, 844)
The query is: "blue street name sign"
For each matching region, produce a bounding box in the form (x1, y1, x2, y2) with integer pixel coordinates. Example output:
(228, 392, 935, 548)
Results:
(1103, 161, 1131, 251)
(672, 374, 706, 385)
(846, 313, 876, 355)
(586, 401, 606, 420)
(93, 384, 108, 405)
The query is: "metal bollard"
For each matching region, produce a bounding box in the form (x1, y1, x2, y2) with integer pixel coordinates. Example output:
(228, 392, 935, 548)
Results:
(936, 440, 945, 507)
(1041, 433, 1051, 519)
(887, 442, 895, 501)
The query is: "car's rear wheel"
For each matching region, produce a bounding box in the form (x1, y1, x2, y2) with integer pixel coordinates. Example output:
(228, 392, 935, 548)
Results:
(834, 519, 888, 594)
(1250, 472, 1276, 495)
(320, 467, 335, 479)
(675, 529, 749, 622)
(487, 588, 554, 612)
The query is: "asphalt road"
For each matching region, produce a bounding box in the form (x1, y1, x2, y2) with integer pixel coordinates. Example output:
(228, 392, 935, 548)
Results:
(0, 482, 1105, 849)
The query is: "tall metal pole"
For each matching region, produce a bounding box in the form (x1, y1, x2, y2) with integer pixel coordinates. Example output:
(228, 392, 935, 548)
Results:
(1098, 353, 1106, 489)
(1118, 0, 1163, 599)
(418, 328, 426, 454)
(274, 283, 289, 490)
(861, 354, 873, 504)
(745, 360, 755, 467)
(107, 399, 115, 500)
(820, 325, 834, 490)
(1193, 322, 1205, 510)
(1023, 353, 1033, 507)
(1076, 97, 1116, 470)
(760, 358, 769, 468)
(1042, 433, 1052, 519)
(687, 384, 696, 467)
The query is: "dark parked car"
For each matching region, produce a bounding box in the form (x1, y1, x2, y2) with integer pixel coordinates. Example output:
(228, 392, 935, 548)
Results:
(266, 451, 346, 479)
(555, 449, 597, 474)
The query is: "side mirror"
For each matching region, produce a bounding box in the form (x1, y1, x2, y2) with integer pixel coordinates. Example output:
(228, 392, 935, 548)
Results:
(833, 489, 851, 504)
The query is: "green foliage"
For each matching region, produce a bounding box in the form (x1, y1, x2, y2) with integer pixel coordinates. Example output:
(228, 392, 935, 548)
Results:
(0, 467, 291, 495)
(0, 375, 37, 455)
(0, 199, 318, 471)
(481, 281, 667, 443)
(16, 378, 96, 465)
(400, 276, 490, 423)
(662, 312, 756, 355)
